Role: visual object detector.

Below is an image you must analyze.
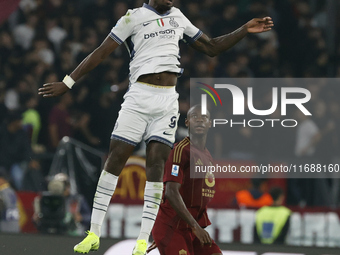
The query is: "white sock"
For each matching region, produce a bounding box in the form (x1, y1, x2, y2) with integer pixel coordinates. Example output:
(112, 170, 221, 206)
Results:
(137, 181, 163, 241)
(89, 170, 118, 237)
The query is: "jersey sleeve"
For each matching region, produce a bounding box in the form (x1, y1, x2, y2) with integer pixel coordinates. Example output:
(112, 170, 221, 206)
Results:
(181, 12, 203, 44)
(163, 144, 189, 185)
(109, 9, 135, 45)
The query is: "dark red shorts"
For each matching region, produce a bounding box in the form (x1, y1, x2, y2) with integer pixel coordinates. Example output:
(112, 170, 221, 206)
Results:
(152, 220, 221, 255)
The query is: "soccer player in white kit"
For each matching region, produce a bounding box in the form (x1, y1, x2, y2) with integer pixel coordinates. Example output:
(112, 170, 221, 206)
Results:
(38, 0, 273, 254)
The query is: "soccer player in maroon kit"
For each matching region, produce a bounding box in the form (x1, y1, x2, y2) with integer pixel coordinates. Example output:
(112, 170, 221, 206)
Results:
(148, 104, 221, 255)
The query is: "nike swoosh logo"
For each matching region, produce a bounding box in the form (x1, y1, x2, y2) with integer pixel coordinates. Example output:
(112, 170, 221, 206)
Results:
(163, 131, 172, 136)
(143, 22, 152, 26)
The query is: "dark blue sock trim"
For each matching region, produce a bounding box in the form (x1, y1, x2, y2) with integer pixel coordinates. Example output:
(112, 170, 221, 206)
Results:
(145, 194, 162, 201)
(142, 216, 155, 221)
(93, 207, 107, 212)
(145, 199, 160, 205)
(96, 190, 111, 197)
(94, 201, 108, 208)
(143, 211, 157, 217)
(98, 185, 114, 192)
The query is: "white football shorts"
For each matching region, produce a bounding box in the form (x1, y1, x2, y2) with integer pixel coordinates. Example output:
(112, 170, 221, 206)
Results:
(111, 82, 179, 148)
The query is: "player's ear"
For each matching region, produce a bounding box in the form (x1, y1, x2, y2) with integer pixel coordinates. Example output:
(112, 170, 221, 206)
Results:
(208, 119, 212, 128)
(185, 118, 189, 127)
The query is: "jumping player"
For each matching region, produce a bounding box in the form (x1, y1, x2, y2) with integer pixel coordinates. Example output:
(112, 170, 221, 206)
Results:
(38, 0, 273, 254)
(147, 105, 220, 255)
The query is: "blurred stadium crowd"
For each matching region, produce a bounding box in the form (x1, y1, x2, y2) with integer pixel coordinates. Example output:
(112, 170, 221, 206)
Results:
(0, 0, 340, 206)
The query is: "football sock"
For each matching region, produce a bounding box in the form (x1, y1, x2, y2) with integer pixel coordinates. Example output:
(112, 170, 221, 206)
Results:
(137, 181, 163, 241)
(90, 170, 118, 237)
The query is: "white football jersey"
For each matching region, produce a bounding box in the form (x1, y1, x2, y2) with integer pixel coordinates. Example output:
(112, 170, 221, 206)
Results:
(109, 3, 203, 84)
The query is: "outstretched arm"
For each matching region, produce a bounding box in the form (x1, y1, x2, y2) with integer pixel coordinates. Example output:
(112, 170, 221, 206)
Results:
(38, 36, 119, 97)
(191, 17, 273, 57)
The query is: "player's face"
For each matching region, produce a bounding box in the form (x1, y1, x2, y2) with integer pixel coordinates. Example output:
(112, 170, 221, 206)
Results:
(186, 107, 211, 136)
(153, 0, 174, 11)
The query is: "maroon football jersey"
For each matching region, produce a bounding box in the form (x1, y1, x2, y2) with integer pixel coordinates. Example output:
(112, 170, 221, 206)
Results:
(157, 137, 216, 229)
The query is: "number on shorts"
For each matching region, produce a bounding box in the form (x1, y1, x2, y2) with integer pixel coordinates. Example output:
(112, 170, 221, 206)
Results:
(169, 116, 177, 128)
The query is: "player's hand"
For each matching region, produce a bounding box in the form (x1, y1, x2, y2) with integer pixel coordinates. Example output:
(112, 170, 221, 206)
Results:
(38, 82, 69, 97)
(245, 17, 274, 33)
(191, 225, 212, 247)
(146, 241, 157, 253)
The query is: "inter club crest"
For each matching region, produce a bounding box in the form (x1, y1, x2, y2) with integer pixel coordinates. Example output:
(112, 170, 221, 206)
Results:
(169, 18, 179, 28)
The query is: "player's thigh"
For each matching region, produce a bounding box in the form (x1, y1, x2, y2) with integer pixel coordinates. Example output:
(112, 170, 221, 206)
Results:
(153, 221, 193, 255)
(193, 238, 222, 255)
(144, 93, 179, 148)
(111, 107, 148, 146)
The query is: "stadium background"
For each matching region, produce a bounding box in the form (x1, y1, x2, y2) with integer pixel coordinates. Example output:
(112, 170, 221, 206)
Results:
(1, 0, 340, 254)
